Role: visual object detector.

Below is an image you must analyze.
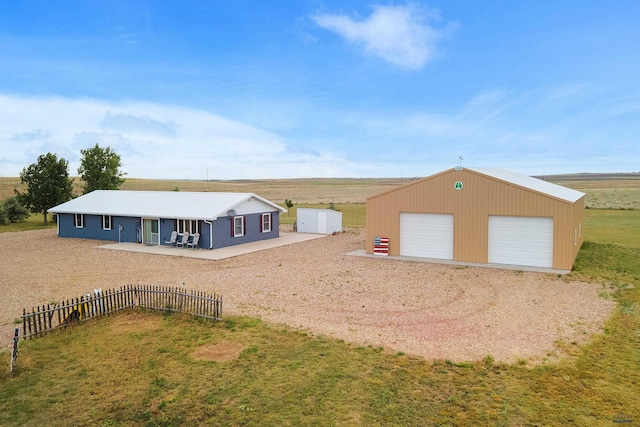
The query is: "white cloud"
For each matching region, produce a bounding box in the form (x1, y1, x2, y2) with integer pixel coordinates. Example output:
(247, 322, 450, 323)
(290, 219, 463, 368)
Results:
(0, 94, 371, 180)
(11, 128, 52, 141)
(101, 112, 179, 136)
(312, 3, 456, 70)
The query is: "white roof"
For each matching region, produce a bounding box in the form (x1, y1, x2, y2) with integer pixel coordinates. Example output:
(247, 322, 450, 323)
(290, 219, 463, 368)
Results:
(297, 207, 342, 216)
(467, 167, 585, 203)
(49, 190, 286, 219)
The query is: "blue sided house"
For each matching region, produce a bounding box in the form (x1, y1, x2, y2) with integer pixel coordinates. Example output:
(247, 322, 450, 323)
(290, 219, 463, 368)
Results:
(48, 190, 287, 249)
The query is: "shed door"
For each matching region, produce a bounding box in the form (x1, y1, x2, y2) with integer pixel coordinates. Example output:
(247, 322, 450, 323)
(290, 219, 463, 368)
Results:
(318, 211, 327, 234)
(400, 213, 453, 259)
(488, 216, 553, 268)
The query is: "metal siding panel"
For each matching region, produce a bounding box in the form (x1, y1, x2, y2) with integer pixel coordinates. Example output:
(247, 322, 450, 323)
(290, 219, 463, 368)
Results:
(328, 210, 343, 234)
(367, 168, 580, 268)
(400, 213, 453, 259)
(297, 208, 318, 233)
(489, 216, 553, 267)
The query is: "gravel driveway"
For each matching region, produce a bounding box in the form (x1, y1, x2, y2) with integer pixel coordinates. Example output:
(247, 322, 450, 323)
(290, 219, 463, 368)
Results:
(1, 229, 614, 363)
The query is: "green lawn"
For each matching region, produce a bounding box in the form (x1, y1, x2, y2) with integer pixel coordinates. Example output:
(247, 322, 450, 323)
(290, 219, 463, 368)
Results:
(0, 214, 56, 233)
(1, 208, 638, 426)
(582, 208, 640, 247)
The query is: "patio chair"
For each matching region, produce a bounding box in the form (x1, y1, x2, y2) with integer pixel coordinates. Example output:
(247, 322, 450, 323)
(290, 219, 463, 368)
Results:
(187, 232, 200, 249)
(177, 232, 190, 248)
(164, 231, 178, 247)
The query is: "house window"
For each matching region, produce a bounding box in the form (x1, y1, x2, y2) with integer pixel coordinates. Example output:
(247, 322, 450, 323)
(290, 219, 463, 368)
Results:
(178, 219, 199, 234)
(233, 216, 244, 237)
(75, 214, 84, 228)
(103, 215, 112, 230)
(261, 213, 272, 233)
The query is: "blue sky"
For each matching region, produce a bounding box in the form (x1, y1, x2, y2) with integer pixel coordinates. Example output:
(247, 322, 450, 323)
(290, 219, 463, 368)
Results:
(1, 1, 639, 179)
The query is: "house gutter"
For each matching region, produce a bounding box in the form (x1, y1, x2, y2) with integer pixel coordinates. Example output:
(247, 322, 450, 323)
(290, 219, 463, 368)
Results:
(204, 219, 213, 249)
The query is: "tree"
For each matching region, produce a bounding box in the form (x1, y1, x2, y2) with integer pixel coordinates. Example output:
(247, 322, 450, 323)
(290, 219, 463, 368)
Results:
(284, 199, 294, 215)
(78, 143, 126, 194)
(3, 197, 29, 223)
(15, 153, 74, 225)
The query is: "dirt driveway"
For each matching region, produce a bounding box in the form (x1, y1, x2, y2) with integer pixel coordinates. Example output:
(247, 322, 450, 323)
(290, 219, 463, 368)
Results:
(0, 229, 614, 363)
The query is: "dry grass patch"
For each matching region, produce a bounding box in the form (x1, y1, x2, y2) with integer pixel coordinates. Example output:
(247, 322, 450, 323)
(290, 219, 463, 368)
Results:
(191, 341, 244, 362)
(109, 311, 164, 334)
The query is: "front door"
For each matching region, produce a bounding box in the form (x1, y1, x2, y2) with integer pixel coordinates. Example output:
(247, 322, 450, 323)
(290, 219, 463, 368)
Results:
(142, 218, 160, 245)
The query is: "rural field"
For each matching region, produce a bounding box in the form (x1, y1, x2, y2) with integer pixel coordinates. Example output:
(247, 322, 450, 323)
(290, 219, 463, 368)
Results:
(3, 172, 640, 208)
(0, 174, 639, 425)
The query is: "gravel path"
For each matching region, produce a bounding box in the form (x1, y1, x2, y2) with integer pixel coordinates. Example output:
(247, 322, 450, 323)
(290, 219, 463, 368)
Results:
(1, 229, 615, 363)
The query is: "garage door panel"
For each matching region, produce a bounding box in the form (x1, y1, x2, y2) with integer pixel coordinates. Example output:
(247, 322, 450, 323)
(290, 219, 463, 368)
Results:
(489, 216, 553, 268)
(400, 213, 453, 260)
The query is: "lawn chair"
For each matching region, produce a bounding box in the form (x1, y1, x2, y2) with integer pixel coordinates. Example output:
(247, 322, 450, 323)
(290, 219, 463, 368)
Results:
(164, 231, 178, 247)
(177, 232, 190, 248)
(187, 232, 200, 249)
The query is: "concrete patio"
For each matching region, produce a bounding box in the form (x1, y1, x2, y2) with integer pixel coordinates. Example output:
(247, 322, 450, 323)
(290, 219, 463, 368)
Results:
(97, 232, 327, 260)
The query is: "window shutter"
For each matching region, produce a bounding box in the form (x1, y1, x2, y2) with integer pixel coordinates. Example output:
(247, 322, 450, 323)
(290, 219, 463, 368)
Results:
(243, 216, 247, 235)
(230, 217, 234, 237)
(260, 214, 263, 232)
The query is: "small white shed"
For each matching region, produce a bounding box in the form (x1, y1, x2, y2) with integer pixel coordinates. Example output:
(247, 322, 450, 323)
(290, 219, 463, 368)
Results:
(296, 208, 342, 235)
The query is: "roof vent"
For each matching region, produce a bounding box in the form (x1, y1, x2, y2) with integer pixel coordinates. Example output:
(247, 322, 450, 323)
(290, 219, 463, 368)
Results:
(227, 209, 237, 217)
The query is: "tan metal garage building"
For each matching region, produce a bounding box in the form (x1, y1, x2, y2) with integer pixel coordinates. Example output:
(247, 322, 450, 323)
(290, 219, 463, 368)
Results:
(365, 167, 585, 271)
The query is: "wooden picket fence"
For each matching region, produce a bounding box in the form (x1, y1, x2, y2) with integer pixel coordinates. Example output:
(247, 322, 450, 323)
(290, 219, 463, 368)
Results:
(21, 285, 222, 340)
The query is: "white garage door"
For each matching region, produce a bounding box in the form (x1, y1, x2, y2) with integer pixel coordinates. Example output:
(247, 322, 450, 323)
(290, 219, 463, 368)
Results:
(400, 213, 453, 259)
(488, 216, 553, 268)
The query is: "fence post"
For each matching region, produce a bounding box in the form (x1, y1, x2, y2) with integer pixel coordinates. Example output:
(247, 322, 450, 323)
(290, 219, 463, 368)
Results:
(10, 327, 19, 373)
(22, 308, 27, 340)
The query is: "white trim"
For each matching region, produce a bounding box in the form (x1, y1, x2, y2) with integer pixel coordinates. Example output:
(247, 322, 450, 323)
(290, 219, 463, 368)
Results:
(75, 213, 84, 228)
(233, 216, 244, 237)
(142, 218, 160, 245)
(102, 215, 112, 230)
(261, 213, 272, 233)
(178, 219, 199, 234)
(204, 220, 213, 249)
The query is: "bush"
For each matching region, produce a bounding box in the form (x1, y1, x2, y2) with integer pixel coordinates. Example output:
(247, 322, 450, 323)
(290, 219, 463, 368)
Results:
(3, 197, 30, 223)
(0, 205, 6, 225)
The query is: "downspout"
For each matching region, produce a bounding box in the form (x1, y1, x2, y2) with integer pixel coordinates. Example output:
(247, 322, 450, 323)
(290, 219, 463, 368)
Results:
(204, 220, 213, 249)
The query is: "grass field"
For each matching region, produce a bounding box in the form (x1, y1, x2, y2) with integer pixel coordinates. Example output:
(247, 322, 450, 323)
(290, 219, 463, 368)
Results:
(3, 173, 640, 208)
(554, 178, 640, 210)
(0, 176, 638, 425)
(1, 174, 637, 233)
(0, 176, 404, 205)
(0, 214, 56, 232)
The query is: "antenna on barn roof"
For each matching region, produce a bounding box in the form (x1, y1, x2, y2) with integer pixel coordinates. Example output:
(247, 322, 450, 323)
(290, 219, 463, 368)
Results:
(456, 156, 463, 170)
